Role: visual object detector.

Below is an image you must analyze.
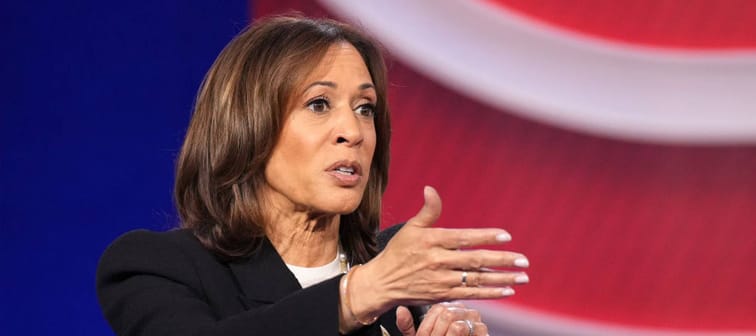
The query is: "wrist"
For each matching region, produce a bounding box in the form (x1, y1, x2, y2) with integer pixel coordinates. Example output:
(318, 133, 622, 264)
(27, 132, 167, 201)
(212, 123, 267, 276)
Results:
(339, 264, 389, 333)
(339, 274, 358, 334)
(347, 265, 380, 325)
(347, 263, 392, 320)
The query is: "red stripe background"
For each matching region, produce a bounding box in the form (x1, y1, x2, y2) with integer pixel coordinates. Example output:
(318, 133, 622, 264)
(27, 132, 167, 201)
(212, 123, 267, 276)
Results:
(487, 0, 756, 49)
(254, 0, 756, 331)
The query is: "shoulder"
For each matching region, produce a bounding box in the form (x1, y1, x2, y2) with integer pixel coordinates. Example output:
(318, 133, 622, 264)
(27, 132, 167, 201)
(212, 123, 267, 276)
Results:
(98, 229, 203, 265)
(96, 229, 213, 291)
(96, 229, 240, 334)
(101, 228, 199, 254)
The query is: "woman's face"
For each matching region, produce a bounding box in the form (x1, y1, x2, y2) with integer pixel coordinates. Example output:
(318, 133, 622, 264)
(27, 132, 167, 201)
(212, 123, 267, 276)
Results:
(263, 42, 377, 216)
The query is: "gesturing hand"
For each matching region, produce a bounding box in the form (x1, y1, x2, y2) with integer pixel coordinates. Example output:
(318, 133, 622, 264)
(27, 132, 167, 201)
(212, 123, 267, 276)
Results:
(396, 303, 488, 336)
(349, 186, 530, 317)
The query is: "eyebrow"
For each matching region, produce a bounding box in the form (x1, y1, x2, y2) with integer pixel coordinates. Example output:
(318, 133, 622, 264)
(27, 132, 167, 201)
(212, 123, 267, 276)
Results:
(305, 81, 375, 91)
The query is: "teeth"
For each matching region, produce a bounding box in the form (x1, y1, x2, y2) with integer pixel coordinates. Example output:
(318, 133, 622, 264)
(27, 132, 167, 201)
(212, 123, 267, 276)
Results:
(336, 167, 354, 175)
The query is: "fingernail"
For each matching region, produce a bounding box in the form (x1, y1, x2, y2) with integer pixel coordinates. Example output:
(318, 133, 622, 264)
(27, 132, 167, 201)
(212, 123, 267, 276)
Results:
(515, 274, 529, 284)
(424, 185, 436, 196)
(495, 233, 512, 242)
(502, 287, 515, 296)
(514, 257, 530, 268)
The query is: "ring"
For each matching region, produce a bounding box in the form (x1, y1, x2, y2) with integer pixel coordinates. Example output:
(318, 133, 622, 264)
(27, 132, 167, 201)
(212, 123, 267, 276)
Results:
(461, 271, 468, 287)
(464, 319, 474, 336)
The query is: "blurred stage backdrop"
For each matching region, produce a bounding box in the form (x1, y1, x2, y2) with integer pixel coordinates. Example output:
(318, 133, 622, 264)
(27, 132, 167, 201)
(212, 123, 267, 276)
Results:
(2, 0, 754, 335)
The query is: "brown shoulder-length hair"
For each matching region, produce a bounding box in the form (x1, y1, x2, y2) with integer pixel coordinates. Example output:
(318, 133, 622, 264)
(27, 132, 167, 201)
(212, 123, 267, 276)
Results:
(174, 15, 390, 264)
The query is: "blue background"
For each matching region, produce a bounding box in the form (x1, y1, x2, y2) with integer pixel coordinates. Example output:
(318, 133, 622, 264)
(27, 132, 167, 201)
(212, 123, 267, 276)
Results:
(2, 1, 249, 334)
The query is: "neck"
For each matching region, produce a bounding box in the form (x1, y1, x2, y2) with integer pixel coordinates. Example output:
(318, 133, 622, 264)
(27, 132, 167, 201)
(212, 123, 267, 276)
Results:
(263, 202, 340, 268)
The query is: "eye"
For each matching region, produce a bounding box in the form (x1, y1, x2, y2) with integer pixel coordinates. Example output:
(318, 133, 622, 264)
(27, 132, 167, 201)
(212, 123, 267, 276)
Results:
(355, 103, 376, 118)
(306, 96, 330, 114)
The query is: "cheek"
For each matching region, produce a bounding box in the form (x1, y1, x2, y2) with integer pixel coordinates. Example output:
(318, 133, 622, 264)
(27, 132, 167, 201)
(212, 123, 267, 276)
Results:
(367, 125, 378, 158)
(275, 121, 320, 166)
(363, 127, 378, 179)
(265, 129, 311, 185)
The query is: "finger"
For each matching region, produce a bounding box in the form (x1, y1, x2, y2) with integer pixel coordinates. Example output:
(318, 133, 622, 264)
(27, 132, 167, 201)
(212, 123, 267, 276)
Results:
(442, 286, 516, 301)
(455, 270, 530, 288)
(448, 321, 488, 336)
(459, 308, 482, 323)
(396, 306, 417, 336)
(432, 228, 513, 249)
(417, 302, 464, 336)
(473, 322, 488, 336)
(440, 309, 483, 336)
(448, 321, 469, 336)
(434, 249, 530, 270)
(430, 306, 470, 336)
(407, 186, 442, 228)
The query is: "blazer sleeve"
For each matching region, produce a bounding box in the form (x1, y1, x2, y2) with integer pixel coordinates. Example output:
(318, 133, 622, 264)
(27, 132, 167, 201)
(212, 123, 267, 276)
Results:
(96, 230, 357, 336)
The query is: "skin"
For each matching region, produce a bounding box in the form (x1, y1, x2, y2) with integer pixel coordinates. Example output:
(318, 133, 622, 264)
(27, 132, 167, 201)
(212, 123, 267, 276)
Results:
(396, 303, 488, 336)
(262, 42, 377, 267)
(351, 187, 529, 335)
(261, 42, 529, 335)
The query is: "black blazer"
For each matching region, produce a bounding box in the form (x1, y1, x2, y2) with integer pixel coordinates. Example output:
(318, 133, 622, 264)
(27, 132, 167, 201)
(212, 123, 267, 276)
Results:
(96, 226, 407, 336)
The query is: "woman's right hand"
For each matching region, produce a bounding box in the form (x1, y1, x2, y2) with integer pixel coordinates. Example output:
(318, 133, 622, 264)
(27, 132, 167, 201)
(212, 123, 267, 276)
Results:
(396, 303, 489, 336)
(348, 186, 530, 318)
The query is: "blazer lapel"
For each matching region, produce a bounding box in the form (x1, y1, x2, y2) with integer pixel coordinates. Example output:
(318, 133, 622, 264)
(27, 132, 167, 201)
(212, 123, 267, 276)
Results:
(228, 238, 302, 308)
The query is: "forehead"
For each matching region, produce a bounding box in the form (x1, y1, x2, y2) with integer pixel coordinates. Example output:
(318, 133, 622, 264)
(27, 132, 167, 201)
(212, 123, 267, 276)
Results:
(305, 42, 372, 83)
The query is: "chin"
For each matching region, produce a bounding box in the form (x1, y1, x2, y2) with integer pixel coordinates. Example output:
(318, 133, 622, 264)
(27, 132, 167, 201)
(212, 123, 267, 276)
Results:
(323, 189, 365, 214)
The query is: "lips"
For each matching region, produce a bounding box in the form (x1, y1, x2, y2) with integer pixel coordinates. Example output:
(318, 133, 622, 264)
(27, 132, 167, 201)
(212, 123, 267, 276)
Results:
(326, 160, 363, 186)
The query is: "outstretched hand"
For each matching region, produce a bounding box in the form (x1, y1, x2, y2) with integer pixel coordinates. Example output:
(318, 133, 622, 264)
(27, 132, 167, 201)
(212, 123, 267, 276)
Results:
(349, 186, 530, 318)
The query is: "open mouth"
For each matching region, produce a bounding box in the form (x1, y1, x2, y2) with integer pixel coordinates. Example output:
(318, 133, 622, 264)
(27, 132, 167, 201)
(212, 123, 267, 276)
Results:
(327, 160, 361, 176)
(326, 161, 363, 186)
(334, 166, 355, 175)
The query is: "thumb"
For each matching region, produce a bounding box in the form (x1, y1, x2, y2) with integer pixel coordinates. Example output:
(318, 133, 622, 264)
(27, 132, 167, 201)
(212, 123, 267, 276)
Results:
(408, 186, 442, 227)
(395, 305, 416, 336)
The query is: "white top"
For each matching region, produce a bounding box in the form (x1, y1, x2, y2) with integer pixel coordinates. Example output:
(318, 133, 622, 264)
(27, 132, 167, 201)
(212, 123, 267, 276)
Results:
(285, 252, 342, 289)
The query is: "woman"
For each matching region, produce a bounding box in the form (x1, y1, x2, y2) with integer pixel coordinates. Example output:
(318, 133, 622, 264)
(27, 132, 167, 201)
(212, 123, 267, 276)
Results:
(96, 15, 530, 336)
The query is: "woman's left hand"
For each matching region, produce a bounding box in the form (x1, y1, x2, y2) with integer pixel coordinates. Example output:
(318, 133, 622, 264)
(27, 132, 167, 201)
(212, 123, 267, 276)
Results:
(395, 302, 488, 336)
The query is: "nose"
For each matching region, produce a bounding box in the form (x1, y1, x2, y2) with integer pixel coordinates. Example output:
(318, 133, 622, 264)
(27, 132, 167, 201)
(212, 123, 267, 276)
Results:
(333, 107, 364, 147)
